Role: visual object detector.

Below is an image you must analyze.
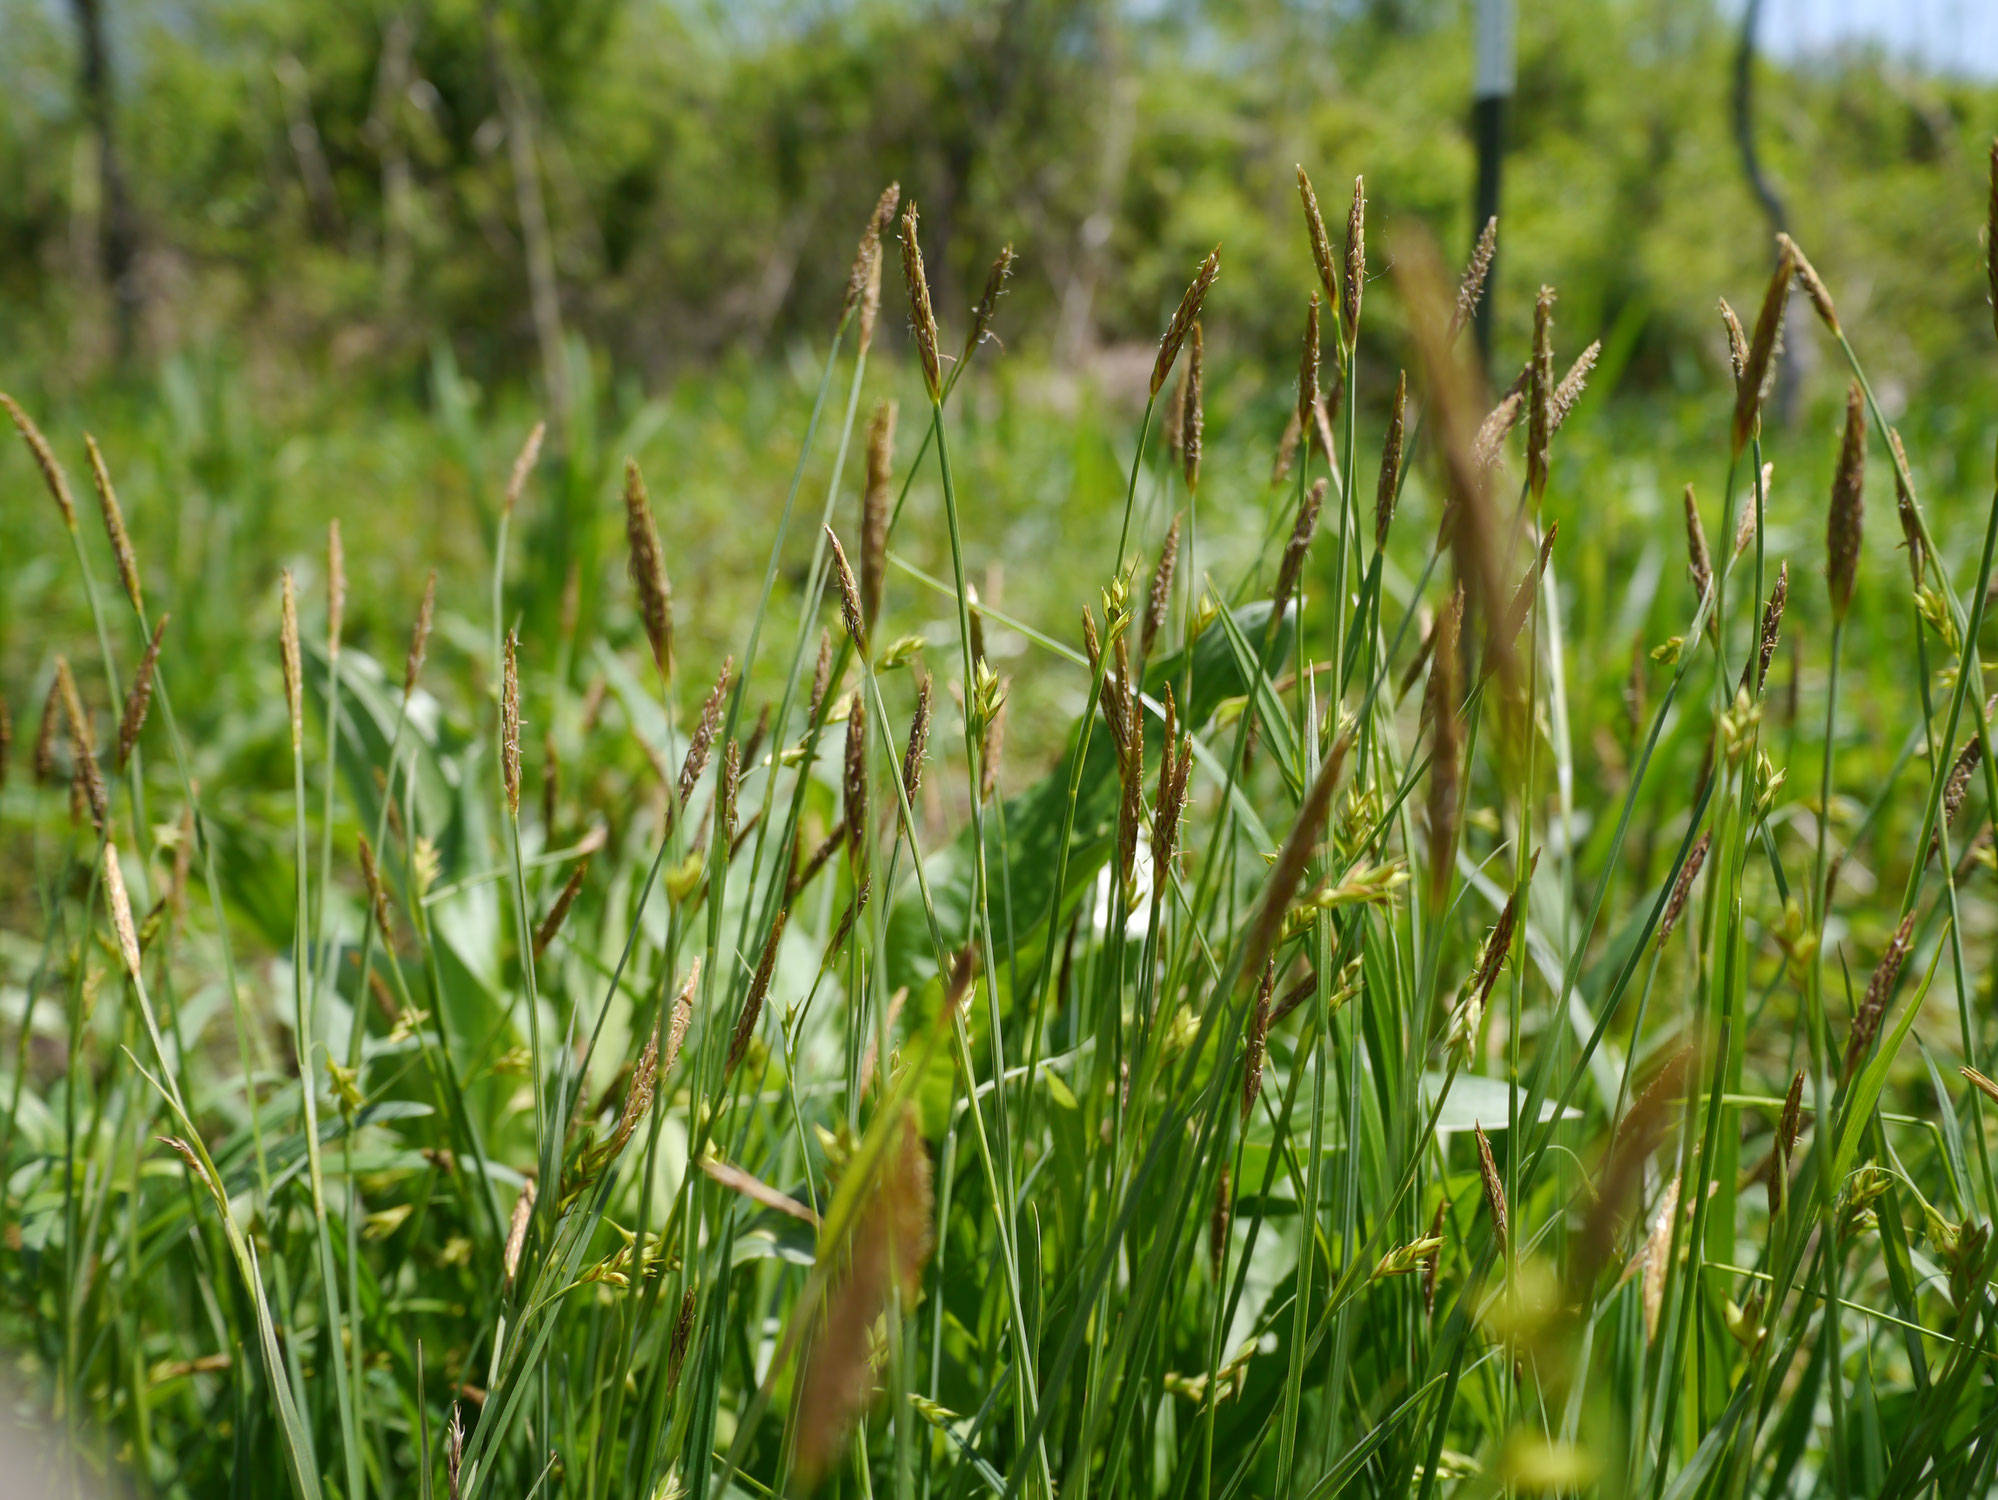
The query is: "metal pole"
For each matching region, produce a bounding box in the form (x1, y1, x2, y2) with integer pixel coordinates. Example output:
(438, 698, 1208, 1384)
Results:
(1471, 0, 1514, 368)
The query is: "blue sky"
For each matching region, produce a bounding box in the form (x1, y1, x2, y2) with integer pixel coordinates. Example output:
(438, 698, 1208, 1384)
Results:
(1750, 0, 1998, 78)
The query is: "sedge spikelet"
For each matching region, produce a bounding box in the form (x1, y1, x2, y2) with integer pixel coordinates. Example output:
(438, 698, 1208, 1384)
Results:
(851, 182, 901, 356)
(727, 909, 788, 1075)
(1182, 322, 1204, 492)
(807, 630, 833, 723)
(861, 400, 897, 630)
(1, 392, 77, 529)
(1298, 165, 1340, 312)
(1549, 340, 1600, 434)
(84, 435, 142, 610)
(843, 689, 868, 864)
(504, 420, 546, 518)
(1151, 247, 1220, 397)
(34, 676, 61, 784)
(1474, 1122, 1507, 1254)
(1450, 216, 1498, 341)
(501, 630, 522, 817)
(1297, 293, 1322, 437)
(1341, 176, 1365, 349)
(663, 959, 701, 1075)
(679, 657, 732, 809)
(1242, 727, 1352, 986)
(280, 570, 304, 752)
(1778, 232, 1839, 336)
(623, 459, 675, 680)
(1844, 909, 1917, 1078)
(104, 843, 141, 977)
(1527, 285, 1555, 500)
(1888, 429, 1926, 585)
(503, 1179, 536, 1284)
(1719, 298, 1748, 383)
(901, 675, 932, 802)
(901, 203, 944, 401)
(358, 832, 394, 945)
(533, 856, 590, 959)
(1210, 1163, 1232, 1279)
(1143, 513, 1181, 657)
(1375, 371, 1406, 549)
(1746, 562, 1788, 696)
(1242, 963, 1273, 1123)
(1826, 380, 1867, 622)
(325, 519, 345, 658)
(1683, 485, 1713, 607)
(116, 613, 169, 770)
(825, 525, 867, 656)
(1271, 409, 1302, 487)
(1657, 830, 1711, 946)
(1272, 478, 1327, 626)
(405, 568, 437, 701)
(963, 242, 1016, 366)
(1732, 240, 1794, 457)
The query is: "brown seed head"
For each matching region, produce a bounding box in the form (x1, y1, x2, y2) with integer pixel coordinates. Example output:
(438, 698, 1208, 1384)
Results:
(1492, 524, 1557, 669)
(1844, 908, 1916, 1077)
(280, 570, 303, 752)
(667, 1288, 697, 1394)
(325, 519, 345, 658)
(1271, 409, 1302, 488)
(533, 856, 590, 959)
(663, 958, 701, 1075)
(1242, 726, 1352, 987)
(104, 842, 141, 977)
(1732, 241, 1794, 457)
(1375, 371, 1407, 550)
(901, 203, 944, 401)
(1298, 165, 1340, 312)
(1778, 1068, 1807, 1156)
(1242, 962, 1273, 1123)
(1, 393, 77, 530)
(34, 675, 61, 784)
(1182, 322, 1204, 492)
(964, 242, 1016, 365)
(1657, 829, 1711, 946)
(84, 435, 142, 611)
(446, 1404, 464, 1500)
(1527, 285, 1555, 499)
(117, 613, 169, 770)
(901, 675, 932, 803)
(1474, 1122, 1507, 1254)
(1887, 429, 1926, 586)
(825, 525, 867, 656)
(861, 400, 897, 629)
(1421, 1198, 1447, 1315)
(679, 657, 732, 809)
(504, 420, 546, 518)
(608, 1021, 662, 1157)
(1272, 478, 1327, 626)
(501, 630, 522, 817)
(1777, 233, 1839, 336)
(843, 689, 868, 864)
(405, 569, 437, 702)
(1450, 217, 1498, 342)
(1750, 562, 1788, 695)
(1152, 247, 1220, 397)
(1297, 293, 1321, 437)
(623, 459, 675, 680)
(358, 832, 394, 944)
(1550, 340, 1600, 435)
(1826, 380, 1867, 622)
(1683, 484, 1713, 607)
(807, 630, 833, 724)
(851, 182, 901, 356)
(1719, 299, 1747, 382)
(1210, 1162, 1232, 1280)
(1341, 177, 1365, 349)
(728, 909, 788, 1075)
(1143, 513, 1182, 657)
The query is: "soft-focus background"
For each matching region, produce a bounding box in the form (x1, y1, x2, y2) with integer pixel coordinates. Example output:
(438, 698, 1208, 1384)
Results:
(4, 0, 1997, 737)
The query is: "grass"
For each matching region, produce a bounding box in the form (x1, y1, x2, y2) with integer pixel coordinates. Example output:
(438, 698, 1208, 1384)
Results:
(7, 152, 1998, 1500)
